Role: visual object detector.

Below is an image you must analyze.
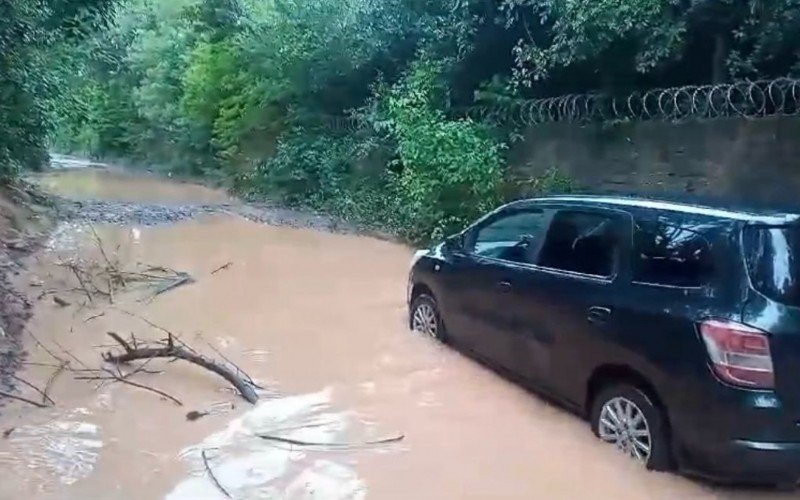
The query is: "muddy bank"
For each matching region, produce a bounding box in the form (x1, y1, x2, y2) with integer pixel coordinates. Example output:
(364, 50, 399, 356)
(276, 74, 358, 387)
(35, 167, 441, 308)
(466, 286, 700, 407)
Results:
(0, 182, 56, 402)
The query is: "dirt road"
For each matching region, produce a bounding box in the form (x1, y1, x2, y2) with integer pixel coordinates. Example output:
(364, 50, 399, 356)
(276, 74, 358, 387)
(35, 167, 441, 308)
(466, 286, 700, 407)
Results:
(0, 167, 794, 498)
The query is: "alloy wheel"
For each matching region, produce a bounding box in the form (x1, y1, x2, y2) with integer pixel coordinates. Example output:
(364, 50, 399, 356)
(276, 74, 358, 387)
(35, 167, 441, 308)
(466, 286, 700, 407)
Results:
(597, 396, 652, 463)
(412, 302, 439, 339)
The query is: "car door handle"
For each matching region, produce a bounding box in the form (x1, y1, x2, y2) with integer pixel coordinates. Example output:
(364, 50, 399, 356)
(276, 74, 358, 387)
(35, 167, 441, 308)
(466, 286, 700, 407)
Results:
(587, 306, 612, 325)
(497, 280, 513, 292)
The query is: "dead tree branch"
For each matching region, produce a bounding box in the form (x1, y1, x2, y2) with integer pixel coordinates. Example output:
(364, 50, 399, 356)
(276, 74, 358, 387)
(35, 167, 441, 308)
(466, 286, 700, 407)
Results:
(103, 332, 258, 404)
(0, 390, 49, 408)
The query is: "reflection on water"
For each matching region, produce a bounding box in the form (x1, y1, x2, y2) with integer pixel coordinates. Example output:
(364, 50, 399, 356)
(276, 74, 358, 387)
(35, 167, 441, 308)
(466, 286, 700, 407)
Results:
(168, 389, 388, 499)
(33, 168, 230, 205)
(0, 408, 102, 490)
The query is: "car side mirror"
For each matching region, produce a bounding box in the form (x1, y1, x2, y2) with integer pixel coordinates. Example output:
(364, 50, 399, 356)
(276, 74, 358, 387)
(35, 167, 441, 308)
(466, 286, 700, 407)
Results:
(444, 234, 464, 253)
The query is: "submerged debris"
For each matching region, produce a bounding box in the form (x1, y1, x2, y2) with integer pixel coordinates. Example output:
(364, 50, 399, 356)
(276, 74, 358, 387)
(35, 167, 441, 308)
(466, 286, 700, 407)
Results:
(54, 225, 194, 305)
(102, 329, 259, 404)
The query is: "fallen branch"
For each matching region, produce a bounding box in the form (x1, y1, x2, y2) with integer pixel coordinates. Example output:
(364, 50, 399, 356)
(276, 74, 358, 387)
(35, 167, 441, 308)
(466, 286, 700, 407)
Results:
(258, 433, 404, 449)
(0, 390, 49, 408)
(103, 332, 258, 404)
(11, 375, 55, 405)
(201, 449, 232, 499)
(104, 371, 183, 406)
(205, 341, 262, 389)
(211, 262, 233, 275)
(43, 362, 67, 404)
(83, 312, 105, 323)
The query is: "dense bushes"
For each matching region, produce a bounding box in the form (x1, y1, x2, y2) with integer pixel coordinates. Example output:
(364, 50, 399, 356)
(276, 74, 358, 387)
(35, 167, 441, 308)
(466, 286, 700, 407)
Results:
(245, 57, 506, 241)
(47, 0, 800, 242)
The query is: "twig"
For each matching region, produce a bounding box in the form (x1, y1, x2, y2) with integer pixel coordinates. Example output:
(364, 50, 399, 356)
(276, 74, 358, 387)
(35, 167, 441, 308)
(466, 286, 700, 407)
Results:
(99, 368, 183, 406)
(107, 332, 133, 352)
(68, 264, 93, 303)
(258, 433, 404, 449)
(201, 449, 231, 498)
(84, 312, 105, 323)
(0, 390, 49, 408)
(211, 262, 233, 275)
(205, 341, 262, 389)
(112, 308, 199, 354)
(150, 273, 195, 298)
(11, 375, 55, 405)
(25, 329, 66, 364)
(43, 363, 67, 404)
(90, 225, 113, 268)
(51, 338, 91, 370)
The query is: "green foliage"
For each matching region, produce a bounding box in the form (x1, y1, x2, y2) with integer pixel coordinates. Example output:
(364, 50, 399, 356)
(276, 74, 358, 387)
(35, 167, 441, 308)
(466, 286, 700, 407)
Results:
(383, 57, 506, 240)
(0, 0, 114, 178)
(503, 0, 685, 86)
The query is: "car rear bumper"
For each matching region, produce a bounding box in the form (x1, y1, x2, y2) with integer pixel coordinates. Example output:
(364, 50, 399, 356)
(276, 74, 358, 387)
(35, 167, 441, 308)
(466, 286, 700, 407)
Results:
(680, 438, 800, 486)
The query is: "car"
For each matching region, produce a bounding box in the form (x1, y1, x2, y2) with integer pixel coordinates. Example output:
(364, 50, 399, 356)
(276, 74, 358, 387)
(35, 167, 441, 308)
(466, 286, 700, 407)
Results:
(407, 194, 800, 488)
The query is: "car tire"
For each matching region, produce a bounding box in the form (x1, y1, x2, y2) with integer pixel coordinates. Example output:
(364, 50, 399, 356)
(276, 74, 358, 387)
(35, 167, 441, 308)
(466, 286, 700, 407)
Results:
(590, 384, 672, 471)
(409, 294, 445, 341)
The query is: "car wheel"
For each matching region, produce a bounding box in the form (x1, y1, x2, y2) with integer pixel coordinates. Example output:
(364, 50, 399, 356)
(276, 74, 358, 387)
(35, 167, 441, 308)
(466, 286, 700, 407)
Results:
(590, 384, 672, 471)
(409, 294, 445, 341)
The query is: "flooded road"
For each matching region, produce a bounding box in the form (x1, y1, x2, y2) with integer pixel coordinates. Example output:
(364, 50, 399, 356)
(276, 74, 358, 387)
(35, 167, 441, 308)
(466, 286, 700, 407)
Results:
(0, 168, 796, 498)
(34, 167, 231, 205)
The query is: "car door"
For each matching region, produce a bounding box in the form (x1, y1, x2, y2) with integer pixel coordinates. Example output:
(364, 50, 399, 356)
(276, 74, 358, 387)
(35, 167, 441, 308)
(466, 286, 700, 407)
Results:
(443, 206, 551, 370)
(502, 207, 632, 399)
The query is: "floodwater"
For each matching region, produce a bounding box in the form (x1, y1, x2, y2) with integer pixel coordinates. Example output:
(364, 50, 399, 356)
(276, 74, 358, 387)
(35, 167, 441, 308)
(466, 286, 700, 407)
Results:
(0, 169, 795, 498)
(33, 167, 231, 205)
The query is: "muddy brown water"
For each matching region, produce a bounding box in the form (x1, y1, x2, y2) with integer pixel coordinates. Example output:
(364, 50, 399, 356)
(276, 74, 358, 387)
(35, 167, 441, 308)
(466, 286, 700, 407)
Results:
(33, 168, 231, 205)
(0, 169, 795, 498)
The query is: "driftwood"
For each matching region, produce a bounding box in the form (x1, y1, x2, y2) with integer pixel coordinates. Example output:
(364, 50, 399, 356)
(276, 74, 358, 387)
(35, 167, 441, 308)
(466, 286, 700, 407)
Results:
(103, 333, 258, 404)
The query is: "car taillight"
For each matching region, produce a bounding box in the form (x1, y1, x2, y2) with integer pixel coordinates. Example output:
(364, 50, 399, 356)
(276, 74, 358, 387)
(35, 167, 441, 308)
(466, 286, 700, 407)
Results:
(699, 319, 774, 389)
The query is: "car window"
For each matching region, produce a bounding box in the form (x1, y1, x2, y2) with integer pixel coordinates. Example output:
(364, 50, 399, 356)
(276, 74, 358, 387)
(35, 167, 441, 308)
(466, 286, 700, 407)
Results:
(743, 224, 800, 306)
(633, 218, 714, 287)
(538, 211, 619, 277)
(469, 209, 545, 263)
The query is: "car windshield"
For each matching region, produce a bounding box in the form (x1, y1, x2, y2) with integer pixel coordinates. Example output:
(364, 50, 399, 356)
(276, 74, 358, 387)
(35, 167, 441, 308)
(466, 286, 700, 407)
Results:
(743, 224, 800, 306)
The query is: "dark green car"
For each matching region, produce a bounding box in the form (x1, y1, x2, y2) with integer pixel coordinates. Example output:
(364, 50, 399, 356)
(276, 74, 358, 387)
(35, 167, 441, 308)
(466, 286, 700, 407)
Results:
(408, 195, 800, 488)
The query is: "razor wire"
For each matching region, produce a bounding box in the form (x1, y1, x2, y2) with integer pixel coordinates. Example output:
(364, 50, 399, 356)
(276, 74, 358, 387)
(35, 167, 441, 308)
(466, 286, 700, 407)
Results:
(322, 78, 800, 132)
(461, 78, 800, 126)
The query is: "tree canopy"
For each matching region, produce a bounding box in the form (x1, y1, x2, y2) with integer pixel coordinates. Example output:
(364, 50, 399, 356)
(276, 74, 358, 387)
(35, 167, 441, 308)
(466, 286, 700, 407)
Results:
(4, 0, 800, 239)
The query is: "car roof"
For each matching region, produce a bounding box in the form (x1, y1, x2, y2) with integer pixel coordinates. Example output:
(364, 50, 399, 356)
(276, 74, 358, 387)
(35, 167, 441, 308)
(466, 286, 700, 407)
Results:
(520, 194, 800, 225)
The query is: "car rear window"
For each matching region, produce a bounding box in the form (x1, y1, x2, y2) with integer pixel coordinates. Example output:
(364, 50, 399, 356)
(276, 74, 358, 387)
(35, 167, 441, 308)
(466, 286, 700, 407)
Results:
(743, 224, 800, 307)
(632, 218, 715, 287)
